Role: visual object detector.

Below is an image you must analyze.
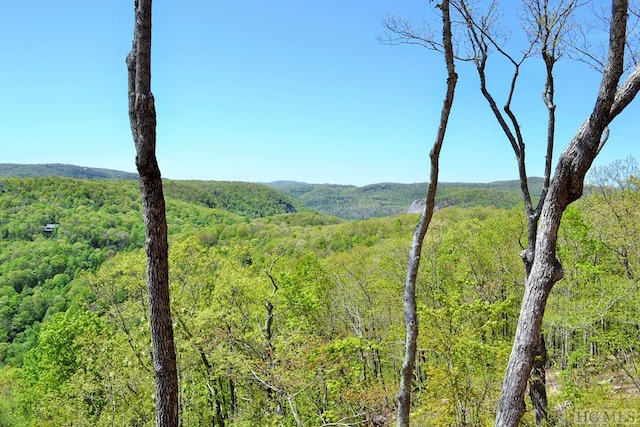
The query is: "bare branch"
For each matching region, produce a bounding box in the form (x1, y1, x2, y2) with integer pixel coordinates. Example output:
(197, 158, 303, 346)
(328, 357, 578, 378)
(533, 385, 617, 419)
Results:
(320, 413, 368, 427)
(454, 0, 538, 215)
(597, 126, 610, 154)
(564, 1, 639, 73)
(379, 7, 478, 61)
(497, 3, 633, 424)
(264, 250, 285, 295)
(567, 24, 608, 71)
(379, 15, 444, 51)
(609, 61, 640, 119)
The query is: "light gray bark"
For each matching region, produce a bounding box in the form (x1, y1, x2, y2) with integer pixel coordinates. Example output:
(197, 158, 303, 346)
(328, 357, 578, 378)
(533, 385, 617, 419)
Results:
(495, 2, 640, 425)
(396, 2, 457, 425)
(127, 1, 179, 426)
(454, 2, 560, 419)
(528, 331, 548, 424)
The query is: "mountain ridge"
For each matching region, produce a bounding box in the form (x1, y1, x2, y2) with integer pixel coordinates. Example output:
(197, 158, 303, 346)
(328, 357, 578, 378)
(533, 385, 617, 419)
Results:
(0, 163, 541, 219)
(0, 163, 539, 188)
(0, 163, 139, 180)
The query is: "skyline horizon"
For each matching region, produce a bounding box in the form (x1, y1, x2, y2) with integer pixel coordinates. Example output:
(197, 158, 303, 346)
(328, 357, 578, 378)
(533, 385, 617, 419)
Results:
(2, 2, 638, 186)
(0, 161, 619, 187)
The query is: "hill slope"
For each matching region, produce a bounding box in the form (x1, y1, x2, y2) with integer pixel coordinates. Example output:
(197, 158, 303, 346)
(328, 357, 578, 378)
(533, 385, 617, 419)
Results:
(0, 163, 543, 220)
(0, 165, 303, 219)
(0, 175, 305, 366)
(0, 163, 139, 180)
(271, 179, 544, 219)
(163, 180, 302, 218)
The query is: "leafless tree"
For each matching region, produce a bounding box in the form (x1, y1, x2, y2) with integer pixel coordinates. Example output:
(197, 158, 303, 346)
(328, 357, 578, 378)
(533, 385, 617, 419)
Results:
(382, 1, 458, 426)
(383, 1, 640, 426)
(451, 0, 584, 423)
(496, 1, 640, 425)
(567, 0, 640, 71)
(127, 0, 179, 425)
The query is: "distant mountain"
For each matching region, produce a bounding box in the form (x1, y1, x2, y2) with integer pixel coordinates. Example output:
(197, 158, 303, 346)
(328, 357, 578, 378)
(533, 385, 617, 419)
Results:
(1, 163, 543, 220)
(0, 164, 302, 219)
(0, 164, 139, 180)
(271, 179, 544, 220)
(265, 180, 307, 188)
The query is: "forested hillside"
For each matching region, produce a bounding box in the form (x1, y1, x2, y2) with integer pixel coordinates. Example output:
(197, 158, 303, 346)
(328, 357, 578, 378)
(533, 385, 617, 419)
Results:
(0, 173, 638, 426)
(164, 180, 302, 218)
(271, 178, 544, 219)
(0, 163, 541, 220)
(0, 164, 139, 180)
(0, 177, 301, 367)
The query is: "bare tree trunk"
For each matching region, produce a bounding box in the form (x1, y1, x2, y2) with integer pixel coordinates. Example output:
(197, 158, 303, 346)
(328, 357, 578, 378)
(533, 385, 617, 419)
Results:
(396, 2, 457, 425)
(127, 1, 179, 426)
(495, 3, 639, 425)
(455, 2, 553, 418)
(529, 334, 548, 425)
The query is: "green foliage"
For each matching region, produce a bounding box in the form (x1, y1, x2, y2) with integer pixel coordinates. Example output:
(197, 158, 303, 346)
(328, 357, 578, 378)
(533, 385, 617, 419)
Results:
(413, 295, 512, 426)
(164, 180, 303, 219)
(273, 178, 542, 219)
(0, 177, 302, 366)
(0, 163, 139, 180)
(1, 167, 639, 425)
(0, 177, 143, 365)
(0, 368, 27, 427)
(21, 310, 102, 393)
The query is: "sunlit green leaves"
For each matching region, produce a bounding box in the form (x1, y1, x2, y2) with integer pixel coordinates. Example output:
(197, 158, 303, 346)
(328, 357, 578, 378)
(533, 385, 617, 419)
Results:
(2, 170, 640, 425)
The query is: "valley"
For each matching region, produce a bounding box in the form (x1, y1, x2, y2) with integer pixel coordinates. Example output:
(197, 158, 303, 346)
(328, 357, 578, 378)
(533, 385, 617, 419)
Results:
(0, 168, 637, 426)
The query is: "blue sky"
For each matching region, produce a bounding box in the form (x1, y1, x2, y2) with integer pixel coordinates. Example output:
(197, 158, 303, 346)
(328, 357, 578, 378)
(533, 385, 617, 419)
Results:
(1, 1, 637, 186)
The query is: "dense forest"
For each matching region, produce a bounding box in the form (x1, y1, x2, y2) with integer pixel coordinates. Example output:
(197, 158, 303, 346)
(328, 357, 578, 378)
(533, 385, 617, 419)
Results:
(0, 164, 139, 180)
(271, 180, 542, 220)
(0, 164, 543, 220)
(0, 161, 638, 426)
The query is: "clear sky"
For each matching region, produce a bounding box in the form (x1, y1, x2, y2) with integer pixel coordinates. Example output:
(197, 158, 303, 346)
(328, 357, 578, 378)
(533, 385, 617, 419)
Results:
(1, 1, 638, 186)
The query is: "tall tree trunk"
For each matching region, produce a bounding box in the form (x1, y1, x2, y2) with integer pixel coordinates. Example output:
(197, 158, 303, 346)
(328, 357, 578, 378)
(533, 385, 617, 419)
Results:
(495, 3, 639, 424)
(127, 1, 179, 426)
(396, 2, 457, 425)
(529, 334, 548, 425)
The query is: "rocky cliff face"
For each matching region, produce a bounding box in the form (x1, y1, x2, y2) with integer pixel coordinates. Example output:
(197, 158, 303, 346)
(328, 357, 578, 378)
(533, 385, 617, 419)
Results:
(407, 198, 452, 214)
(407, 198, 426, 214)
